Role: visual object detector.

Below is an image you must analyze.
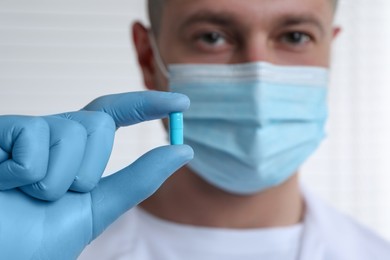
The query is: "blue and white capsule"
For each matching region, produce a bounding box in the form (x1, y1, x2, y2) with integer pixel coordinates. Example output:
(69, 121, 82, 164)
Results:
(169, 112, 184, 145)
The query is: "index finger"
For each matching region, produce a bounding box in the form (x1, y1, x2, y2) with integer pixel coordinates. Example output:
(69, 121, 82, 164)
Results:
(83, 91, 190, 128)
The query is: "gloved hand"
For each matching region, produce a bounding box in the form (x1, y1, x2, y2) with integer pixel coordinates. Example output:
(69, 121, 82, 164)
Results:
(0, 91, 193, 260)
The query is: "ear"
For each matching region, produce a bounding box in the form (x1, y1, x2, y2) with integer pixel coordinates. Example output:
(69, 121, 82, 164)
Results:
(132, 22, 157, 90)
(332, 26, 341, 40)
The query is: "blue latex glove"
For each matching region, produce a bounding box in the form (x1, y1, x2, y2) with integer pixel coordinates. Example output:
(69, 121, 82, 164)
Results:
(0, 91, 193, 259)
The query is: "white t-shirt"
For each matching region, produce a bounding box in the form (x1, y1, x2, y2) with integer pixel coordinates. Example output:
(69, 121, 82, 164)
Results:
(80, 187, 390, 260)
(80, 207, 303, 260)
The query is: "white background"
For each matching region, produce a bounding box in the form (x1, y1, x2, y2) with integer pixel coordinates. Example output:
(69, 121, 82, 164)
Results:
(1, 0, 390, 240)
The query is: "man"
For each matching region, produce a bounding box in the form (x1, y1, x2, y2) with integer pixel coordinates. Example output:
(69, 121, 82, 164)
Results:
(1, 0, 390, 259)
(80, 0, 390, 259)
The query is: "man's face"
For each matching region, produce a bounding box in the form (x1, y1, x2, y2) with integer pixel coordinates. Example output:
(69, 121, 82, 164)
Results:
(136, 0, 338, 91)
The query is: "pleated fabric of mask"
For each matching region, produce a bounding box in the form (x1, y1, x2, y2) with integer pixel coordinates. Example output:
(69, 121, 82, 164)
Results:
(169, 62, 328, 194)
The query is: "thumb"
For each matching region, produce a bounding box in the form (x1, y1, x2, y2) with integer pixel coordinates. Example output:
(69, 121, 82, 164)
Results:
(90, 144, 193, 238)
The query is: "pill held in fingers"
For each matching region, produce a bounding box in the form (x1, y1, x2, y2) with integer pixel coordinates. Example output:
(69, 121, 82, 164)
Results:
(169, 112, 183, 145)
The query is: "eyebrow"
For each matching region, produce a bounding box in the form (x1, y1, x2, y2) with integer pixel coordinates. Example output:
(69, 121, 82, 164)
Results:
(179, 10, 326, 35)
(276, 15, 325, 34)
(179, 11, 241, 30)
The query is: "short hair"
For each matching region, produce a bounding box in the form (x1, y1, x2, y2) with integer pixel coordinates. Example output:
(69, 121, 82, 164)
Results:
(148, 0, 164, 36)
(148, 0, 338, 36)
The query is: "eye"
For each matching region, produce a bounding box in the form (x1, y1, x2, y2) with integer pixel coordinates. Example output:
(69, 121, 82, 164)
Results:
(280, 32, 312, 45)
(198, 31, 226, 46)
(187, 27, 236, 55)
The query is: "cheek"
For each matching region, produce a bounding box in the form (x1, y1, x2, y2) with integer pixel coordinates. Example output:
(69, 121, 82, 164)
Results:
(152, 69, 170, 92)
(318, 41, 333, 67)
(273, 43, 332, 67)
(156, 78, 168, 91)
(162, 118, 169, 130)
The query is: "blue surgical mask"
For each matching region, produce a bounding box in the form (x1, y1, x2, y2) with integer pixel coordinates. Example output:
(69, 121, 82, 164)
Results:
(149, 33, 329, 194)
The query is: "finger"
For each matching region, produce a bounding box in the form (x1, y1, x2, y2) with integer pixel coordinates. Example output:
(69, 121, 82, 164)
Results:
(0, 147, 9, 164)
(55, 111, 116, 192)
(20, 116, 87, 201)
(0, 116, 50, 190)
(83, 91, 190, 128)
(90, 145, 193, 238)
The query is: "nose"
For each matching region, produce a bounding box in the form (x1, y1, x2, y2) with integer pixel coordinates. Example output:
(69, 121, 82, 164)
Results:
(233, 34, 274, 64)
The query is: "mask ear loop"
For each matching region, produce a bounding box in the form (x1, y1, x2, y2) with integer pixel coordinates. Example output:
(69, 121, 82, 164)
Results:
(148, 30, 170, 79)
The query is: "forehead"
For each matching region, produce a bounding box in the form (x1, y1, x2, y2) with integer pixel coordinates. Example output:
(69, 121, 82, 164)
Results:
(162, 0, 334, 28)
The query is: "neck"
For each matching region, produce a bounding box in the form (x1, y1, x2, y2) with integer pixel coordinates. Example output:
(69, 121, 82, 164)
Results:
(140, 167, 304, 228)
